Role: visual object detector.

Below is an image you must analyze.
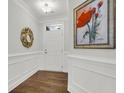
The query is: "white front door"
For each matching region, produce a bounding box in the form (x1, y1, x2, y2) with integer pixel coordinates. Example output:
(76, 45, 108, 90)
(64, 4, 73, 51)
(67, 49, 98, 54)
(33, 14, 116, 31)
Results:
(43, 23, 64, 72)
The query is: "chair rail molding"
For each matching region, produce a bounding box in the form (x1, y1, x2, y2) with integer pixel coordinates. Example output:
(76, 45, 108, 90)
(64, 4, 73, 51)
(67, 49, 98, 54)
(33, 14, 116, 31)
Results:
(8, 51, 43, 58)
(67, 54, 116, 65)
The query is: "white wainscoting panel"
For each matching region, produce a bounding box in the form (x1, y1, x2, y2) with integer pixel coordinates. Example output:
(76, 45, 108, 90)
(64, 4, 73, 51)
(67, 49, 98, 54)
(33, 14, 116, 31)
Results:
(8, 51, 44, 92)
(63, 51, 70, 72)
(67, 54, 116, 93)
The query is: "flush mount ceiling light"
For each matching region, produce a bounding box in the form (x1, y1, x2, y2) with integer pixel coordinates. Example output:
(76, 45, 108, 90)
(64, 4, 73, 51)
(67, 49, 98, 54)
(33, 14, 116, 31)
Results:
(41, 1, 54, 14)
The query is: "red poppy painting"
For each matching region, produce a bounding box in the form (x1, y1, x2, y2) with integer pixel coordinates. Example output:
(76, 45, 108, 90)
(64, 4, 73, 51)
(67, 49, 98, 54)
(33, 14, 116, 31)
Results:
(74, 0, 115, 48)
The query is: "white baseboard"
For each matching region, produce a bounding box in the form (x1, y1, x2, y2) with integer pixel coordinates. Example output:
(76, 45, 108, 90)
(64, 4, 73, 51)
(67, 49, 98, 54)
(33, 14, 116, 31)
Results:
(8, 65, 38, 92)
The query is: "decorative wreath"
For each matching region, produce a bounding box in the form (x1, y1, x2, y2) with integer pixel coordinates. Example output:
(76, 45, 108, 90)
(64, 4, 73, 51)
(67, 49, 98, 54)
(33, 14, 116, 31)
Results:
(20, 27, 34, 48)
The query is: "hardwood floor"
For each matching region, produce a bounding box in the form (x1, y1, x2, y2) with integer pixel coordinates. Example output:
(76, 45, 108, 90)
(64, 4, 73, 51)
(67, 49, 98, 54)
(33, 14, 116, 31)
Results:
(10, 71, 69, 93)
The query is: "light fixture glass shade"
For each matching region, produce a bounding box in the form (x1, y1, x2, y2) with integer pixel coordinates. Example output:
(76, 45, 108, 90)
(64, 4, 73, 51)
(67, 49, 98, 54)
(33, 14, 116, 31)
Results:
(41, 2, 54, 14)
(42, 6, 52, 13)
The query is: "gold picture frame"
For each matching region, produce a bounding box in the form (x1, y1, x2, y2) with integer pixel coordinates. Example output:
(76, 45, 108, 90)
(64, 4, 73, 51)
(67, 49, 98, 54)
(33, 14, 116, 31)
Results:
(20, 27, 34, 48)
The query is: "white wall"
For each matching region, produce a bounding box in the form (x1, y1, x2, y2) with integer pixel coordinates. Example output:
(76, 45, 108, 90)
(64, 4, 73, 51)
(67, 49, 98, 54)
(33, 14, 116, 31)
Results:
(8, 0, 42, 54)
(8, 0, 44, 91)
(66, 0, 116, 60)
(66, 0, 116, 93)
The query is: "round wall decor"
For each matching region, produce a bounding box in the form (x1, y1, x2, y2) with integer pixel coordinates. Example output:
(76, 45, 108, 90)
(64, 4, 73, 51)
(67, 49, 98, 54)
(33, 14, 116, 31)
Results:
(20, 27, 34, 48)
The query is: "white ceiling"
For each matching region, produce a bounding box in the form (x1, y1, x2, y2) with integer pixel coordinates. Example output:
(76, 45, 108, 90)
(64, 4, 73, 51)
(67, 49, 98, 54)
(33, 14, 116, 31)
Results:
(22, 0, 68, 21)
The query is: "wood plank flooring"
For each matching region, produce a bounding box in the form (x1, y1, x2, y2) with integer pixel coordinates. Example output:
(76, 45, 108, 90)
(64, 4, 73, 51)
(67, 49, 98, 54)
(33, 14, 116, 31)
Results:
(10, 71, 69, 93)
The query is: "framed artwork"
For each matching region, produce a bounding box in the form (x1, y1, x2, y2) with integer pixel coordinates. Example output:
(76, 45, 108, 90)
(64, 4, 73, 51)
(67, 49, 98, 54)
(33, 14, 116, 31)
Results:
(20, 27, 34, 48)
(73, 0, 116, 49)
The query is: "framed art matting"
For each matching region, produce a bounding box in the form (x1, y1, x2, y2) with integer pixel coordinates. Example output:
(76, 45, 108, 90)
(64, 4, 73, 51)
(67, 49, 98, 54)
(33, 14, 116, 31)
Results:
(73, 0, 116, 49)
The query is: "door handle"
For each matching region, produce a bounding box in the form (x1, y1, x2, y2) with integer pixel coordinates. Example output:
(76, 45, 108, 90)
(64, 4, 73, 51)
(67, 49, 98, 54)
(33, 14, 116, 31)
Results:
(44, 49, 47, 54)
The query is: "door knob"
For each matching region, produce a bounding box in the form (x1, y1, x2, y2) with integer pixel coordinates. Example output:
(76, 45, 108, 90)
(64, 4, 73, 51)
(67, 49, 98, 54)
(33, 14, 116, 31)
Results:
(44, 49, 47, 54)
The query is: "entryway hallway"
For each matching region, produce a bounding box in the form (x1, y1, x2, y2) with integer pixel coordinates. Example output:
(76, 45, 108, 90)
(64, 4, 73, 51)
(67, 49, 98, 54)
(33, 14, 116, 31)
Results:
(8, 0, 116, 93)
(10, 71, 69, 93)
